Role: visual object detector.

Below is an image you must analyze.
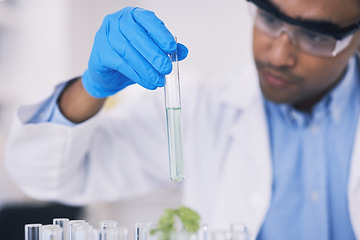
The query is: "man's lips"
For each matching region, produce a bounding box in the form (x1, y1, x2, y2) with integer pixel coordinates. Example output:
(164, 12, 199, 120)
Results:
(261, 71, 293, 88)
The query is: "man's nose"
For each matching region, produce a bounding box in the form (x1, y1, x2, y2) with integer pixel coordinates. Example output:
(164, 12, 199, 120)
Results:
(268, 28, 297, 67)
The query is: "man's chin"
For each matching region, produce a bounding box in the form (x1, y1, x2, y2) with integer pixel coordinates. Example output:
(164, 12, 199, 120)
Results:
(260, 86, 294, 105)
(264, 95, 291, 105)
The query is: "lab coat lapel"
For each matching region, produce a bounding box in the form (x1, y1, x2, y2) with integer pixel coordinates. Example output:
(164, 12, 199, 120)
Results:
(348, 113, 360, 239)
(211, 96, 272, 237)
(347, 54, 360, 239)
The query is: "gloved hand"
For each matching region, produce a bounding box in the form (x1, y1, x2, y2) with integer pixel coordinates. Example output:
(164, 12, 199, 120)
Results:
(82, 6, 188, 98)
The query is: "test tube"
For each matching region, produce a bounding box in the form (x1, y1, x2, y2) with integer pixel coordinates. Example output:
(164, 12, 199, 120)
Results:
(230, 223, 250, 240)
(25, 223, 43, 240)
(118, 227, 129, 240)
(53, 218, 70, 240)
(43, 225, 63, 240)
(90, 228, 101, 240)
(69, 220, 87, 240)
(100, 220, 118, 230)
(134, 222, 151, 240)
(197, 223, 209, 240)
(164, 36, 185, 182)
(102, 227, 129, 240)
(211, 230, 232, 240)
(72, 224, 90, 240)
(171, 230, 195, 240)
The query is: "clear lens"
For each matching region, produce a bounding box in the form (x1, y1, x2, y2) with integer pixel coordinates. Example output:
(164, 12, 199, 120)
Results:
(294, 27, 337, 55)
(253, 6, 352, 57)
(257, 9, 283, 31)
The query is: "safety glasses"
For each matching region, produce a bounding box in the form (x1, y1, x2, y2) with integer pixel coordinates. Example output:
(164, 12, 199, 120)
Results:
(247, 0, 360, 57)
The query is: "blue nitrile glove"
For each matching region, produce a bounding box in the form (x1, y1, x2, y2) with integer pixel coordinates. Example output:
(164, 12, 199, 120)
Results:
(82, 6, 188, 98)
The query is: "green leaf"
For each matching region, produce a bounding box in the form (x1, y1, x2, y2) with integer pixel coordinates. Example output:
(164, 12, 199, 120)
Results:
(150, 206, 201, 240)
(176, 206, 201, 233)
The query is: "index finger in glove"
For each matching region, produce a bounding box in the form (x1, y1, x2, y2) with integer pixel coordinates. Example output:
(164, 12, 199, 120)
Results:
(132, 8, 177, 54)
(131, 8, 188, 62)
(118, 8, 176, 75)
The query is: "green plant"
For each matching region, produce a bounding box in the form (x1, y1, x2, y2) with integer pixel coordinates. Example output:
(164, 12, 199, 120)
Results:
(150, 206, 201, 240)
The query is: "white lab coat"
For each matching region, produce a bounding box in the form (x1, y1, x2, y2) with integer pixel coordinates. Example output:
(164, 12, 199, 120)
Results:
(5, 61, 360, 239)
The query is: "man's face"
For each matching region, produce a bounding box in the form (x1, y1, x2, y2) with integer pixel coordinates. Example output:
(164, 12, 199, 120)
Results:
(253, 0, 360, 110)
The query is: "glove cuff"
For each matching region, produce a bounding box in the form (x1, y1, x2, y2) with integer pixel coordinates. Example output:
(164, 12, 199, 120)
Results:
(82, 69, 135, 98)
(81, 70, 108, 98)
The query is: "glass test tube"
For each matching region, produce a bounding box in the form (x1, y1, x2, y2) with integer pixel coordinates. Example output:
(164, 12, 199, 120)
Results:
(102, 228, 128, 240)
(134, 222, 151, 240)
(90, 228, 101, 240)
(69, 220, 87, 240)
(25, 223, 43, 240)
(198, 223, 208, 240)
(53, 218, 70, 240)
(100, 220, 118, 230)
(72, 225, 91, 240)
(211, 230, 232, 240)
(117, 227, 129, 240)
(43, 225, 63, 240)
(164, 37, 185, 182)
(230, 223, 250, 240)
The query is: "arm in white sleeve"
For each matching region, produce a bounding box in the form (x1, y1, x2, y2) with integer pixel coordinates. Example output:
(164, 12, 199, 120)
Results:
(27, 79, 76, 126)
(5, 82, 173, 206)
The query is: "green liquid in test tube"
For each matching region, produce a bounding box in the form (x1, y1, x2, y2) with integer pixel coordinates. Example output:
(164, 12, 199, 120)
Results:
(164, 37, 185, 182)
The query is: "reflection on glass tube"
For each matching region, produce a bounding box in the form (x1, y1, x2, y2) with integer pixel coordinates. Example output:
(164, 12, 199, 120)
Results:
(164, 37, 185, 182)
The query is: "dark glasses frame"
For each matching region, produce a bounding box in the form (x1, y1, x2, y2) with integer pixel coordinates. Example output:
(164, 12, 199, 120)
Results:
(246, 0, 360, 40)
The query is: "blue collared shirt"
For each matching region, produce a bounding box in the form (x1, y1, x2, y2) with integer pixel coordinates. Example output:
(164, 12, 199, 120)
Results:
(257, 56, 360, 240)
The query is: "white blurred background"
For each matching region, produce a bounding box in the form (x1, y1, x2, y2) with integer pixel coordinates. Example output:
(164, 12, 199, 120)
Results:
(0, 0, 253, 233)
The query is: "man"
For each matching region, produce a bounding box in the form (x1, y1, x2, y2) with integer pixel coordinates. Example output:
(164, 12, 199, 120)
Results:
(5, 0, 360, 239)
